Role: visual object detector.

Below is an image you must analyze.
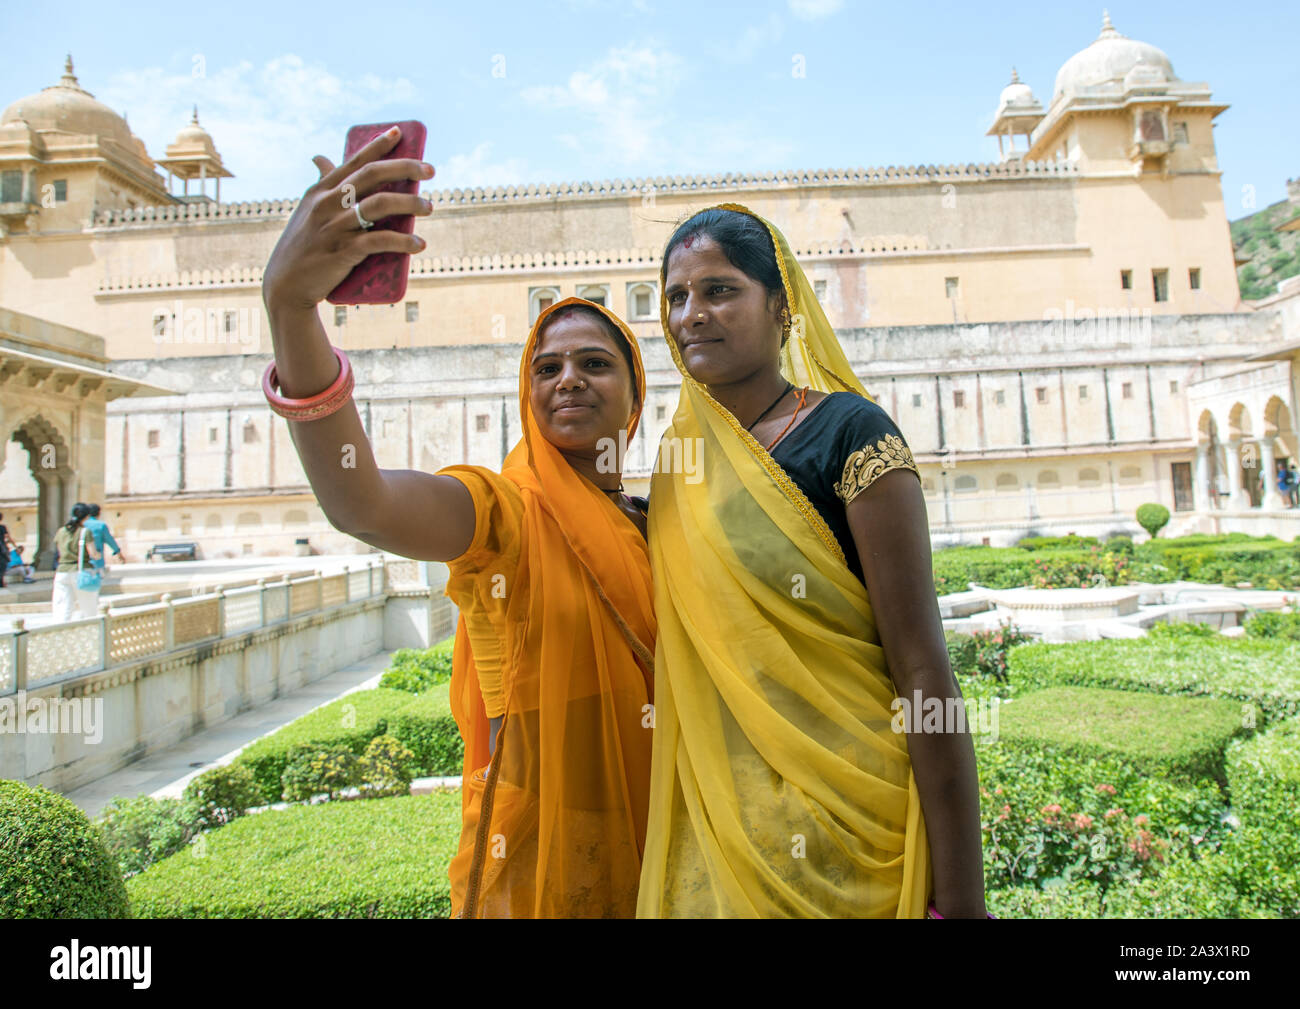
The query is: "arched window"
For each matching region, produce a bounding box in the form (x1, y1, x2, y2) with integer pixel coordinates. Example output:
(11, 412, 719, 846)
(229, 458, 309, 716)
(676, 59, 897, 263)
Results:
(1037, 470, 1060, 488)
(954, 474, 978, 493)
(283, 509, 309, 528)
(1118, 465, 1142, 484)
(529, 286, 561, 324)
(1078, 468, 1102, 486)
(996, 472, 1019, 490)
(626, 282, 657, 320)
(577, 284, 609, 307)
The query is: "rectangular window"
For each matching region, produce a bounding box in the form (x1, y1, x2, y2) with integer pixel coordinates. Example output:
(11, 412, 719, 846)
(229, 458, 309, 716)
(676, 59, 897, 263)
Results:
(944, 277, 959, 298)
(912, 393, 922, 407)
(1189, 268, 1201, 290)
(209, 428, 219, 443)
(635, 291, 651, 317)
(475, 414, 489, 432)
(1122, 382, 1134, 399)
(814, 280, 827, 300)
(1120, 269, 1133, 290)
(224, 310, 237, 334)
(1173, 122, 1189, 144)
(153, 314, 168, 337)
(1152, 269, 1169, 302)
(1035, 387, 1047, 404)
(53, 179, 67, 202)
(656, 405, 666, 420)
(1, 171, 21, 203)
(538, 295, 554, 312)
(334, 306, 347, 326)
(994, 389, 1005, 406)
(1170, 380, 1179, 393)
(953, 390, 965, 408)
(147, 430, 160, 448)
(405, 301, 419, 322)
(1079, 385, 1089, 400)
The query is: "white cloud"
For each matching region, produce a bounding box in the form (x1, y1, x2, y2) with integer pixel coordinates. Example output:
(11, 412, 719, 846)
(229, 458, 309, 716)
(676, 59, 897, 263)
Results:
(434, 141, 532, 190)
(787, 0, 844, 19)
(94, 54, 420, 201)
(723, 11, 786, 64)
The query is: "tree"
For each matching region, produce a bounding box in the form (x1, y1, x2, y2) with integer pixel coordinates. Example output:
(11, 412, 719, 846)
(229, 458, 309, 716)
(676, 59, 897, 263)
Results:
(1136, 503, 1171, 539)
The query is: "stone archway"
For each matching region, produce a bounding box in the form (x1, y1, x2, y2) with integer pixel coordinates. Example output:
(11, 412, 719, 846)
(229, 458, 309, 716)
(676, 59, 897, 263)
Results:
(1263, 396, 1297, 509)
(1196, 410, 1223, 510)
(1226, 403, 1257, 509)
(5, 413, 75, 569)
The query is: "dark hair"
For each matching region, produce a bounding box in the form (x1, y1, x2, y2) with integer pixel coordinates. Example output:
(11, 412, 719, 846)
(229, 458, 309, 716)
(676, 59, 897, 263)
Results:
(88, 504, 100, 517)
(537, 303, 639, 405)
(64, 502, 91, 535)
(662, 208, 783, 297)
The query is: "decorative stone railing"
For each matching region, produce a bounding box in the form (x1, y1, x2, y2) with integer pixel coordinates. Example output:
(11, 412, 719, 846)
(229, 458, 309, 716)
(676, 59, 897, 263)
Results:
(0, 560, 392, 696)
(92, 159, 1081, 227)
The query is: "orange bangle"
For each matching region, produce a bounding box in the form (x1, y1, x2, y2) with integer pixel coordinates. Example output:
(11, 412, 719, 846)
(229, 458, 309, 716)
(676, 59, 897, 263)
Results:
(263, 346, 354, 422)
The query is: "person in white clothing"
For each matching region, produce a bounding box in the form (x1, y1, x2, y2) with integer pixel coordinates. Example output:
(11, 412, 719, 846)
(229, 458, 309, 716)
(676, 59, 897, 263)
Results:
(51, 503, 102, 621)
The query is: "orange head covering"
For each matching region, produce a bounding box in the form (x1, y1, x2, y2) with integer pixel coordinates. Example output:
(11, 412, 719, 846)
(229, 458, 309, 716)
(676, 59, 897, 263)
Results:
(444, 297, 656, 918)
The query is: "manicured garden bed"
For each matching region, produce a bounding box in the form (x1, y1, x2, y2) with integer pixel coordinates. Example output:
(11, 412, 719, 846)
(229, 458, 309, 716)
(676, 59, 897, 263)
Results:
(126, 791, 462, 918)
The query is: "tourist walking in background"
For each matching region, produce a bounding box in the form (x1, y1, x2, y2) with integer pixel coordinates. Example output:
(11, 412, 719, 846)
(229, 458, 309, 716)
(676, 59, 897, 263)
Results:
(84, 503, 123, 567)
(0, 513, 16, 589)
(1289, 462, 1300, 508)
(51, 503, 102, 621)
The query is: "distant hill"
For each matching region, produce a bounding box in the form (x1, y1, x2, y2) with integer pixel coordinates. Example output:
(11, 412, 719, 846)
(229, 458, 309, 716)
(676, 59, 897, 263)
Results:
(1231, 196, 1300, 301)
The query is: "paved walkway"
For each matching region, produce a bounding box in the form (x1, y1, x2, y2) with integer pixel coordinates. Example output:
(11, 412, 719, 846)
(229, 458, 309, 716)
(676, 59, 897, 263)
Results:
(63, 649, 399, 818)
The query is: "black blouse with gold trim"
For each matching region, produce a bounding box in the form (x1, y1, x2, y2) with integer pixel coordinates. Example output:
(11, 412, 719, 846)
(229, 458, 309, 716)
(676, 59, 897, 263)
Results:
(769, 392, 920, 583)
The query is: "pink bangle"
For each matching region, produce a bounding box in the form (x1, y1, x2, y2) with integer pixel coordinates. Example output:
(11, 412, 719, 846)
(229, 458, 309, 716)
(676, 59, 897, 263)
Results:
(928, 901, 996, 919)
(263, 346, 354, 422)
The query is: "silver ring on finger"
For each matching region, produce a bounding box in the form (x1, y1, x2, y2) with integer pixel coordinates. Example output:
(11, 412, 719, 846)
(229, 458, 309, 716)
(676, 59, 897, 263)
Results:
(354, 203, 375, 230)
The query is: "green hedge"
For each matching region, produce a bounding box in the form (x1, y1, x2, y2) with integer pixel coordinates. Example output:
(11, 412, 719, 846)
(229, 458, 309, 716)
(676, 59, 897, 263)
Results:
(994, 686, 1248, 785)
(0, 780, 130, 918)
(126, 792, 461, 918)
(388, 683, 463, 777)
(235, 688, 416, 803)
(1009, 637, 1300, 725)
(1225, 716, 1300, 824)
(379, 640, 456, 694)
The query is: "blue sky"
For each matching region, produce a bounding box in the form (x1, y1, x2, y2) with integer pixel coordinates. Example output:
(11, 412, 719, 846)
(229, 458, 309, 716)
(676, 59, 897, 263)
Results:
(3, 0, 1296, 217)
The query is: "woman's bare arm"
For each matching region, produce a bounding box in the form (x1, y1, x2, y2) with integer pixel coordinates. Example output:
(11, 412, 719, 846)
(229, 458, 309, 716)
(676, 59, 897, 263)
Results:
(847, 469, 988, 918)
(262, 129, 474, 561)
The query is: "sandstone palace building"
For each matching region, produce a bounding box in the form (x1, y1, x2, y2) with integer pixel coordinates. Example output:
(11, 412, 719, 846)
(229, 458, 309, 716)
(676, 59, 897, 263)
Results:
(1, 14, 1298, 567)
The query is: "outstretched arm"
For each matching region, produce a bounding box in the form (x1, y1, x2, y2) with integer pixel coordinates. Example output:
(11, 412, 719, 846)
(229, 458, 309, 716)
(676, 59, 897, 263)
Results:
(847, 469, 988, 918)
(263, 127, 474, 561)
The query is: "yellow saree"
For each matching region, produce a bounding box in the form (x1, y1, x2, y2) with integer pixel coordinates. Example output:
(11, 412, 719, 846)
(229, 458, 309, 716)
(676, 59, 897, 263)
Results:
(637, 203, 933, 918)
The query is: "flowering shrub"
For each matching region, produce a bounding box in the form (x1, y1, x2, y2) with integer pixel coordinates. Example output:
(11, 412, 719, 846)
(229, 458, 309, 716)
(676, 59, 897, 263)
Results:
(969, 622, 1033, 680)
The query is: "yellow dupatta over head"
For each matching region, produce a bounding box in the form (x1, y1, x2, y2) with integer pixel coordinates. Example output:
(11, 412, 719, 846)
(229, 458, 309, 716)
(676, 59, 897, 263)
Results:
(443, 297, 656, 918)
(638, 203, 933, 917)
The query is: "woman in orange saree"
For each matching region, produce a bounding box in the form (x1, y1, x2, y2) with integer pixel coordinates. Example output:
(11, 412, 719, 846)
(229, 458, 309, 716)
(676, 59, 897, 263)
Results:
(440, 297, 657, 918)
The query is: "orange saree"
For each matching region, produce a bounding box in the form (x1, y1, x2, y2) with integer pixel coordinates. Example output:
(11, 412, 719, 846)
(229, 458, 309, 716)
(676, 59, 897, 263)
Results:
(440, 298, 657, 918)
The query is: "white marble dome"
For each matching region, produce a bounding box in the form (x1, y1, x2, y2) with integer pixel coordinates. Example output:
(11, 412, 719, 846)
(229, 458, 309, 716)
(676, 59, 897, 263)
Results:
(1053, 12, 1176, 99)
(998, 69, 1038, 109)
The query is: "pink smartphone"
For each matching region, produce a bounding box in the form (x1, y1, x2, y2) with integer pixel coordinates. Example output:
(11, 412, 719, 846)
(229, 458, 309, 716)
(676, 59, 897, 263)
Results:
(327, 120, 428, 305)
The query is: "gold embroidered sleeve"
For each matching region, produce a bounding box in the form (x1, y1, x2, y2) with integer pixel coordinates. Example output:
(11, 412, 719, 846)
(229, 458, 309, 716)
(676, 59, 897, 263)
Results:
(833, 433, 919, 506)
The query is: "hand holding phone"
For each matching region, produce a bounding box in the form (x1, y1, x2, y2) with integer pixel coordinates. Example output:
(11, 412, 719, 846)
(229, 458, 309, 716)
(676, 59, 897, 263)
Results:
(262, 122, 433, 314)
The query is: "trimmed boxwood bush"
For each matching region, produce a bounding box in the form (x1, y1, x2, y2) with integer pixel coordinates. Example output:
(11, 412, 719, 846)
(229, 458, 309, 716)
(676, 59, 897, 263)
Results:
(182, 762, 261, 828)
(1009, 637, 1300, 725)
(126, 792, 461, 918)
(379, 640, 455, 694)
(235, 687, 415, 803)
(1244, 610, 1300, 641)
(1136, 503, 1170, 538)
(280, 743, 362, 802)
(994, 686, 1248, 785)
(1225, 716, 1300, 823)
(388, 683, 463, 776)
(96, 795, 204, 877)
(0, 780, 130, 918)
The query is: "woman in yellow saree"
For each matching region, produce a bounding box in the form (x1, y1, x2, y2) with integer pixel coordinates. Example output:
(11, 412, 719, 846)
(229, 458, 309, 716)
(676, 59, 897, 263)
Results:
(440, 297, 658, 918)
(639, 204, 987, 918)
